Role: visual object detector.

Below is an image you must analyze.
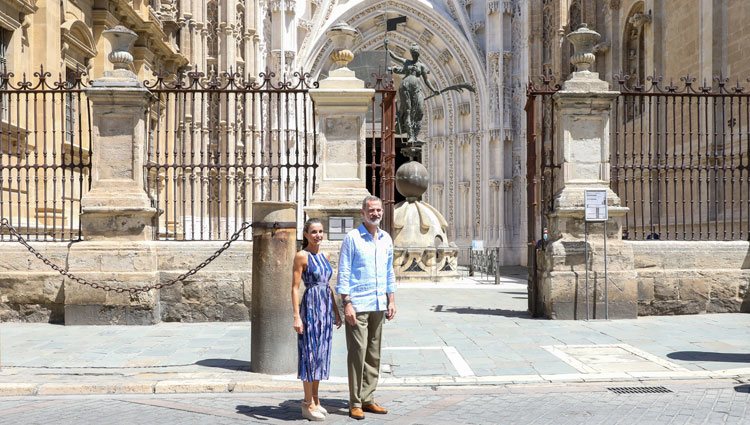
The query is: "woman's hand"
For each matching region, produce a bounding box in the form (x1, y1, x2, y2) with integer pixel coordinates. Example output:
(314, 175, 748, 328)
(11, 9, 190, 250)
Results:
(293, 315, 304, 334)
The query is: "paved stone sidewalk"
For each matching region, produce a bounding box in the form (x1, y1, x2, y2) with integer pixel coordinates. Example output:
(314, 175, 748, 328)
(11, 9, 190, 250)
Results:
(0, 379, 749, 424)
(1, 272, 750, 396)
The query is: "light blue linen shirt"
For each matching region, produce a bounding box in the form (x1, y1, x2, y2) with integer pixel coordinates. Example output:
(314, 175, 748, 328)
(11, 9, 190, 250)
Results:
(336, 224, 396, 312)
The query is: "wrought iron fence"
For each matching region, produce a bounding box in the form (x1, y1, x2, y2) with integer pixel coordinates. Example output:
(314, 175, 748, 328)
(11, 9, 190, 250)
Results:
(612, 75, 750, 241)
(526, 74, 560, 248)
(365, 73, 397, 235)
(0, 67, 92, 241)
(527, 73, 750, 242)
(144, 70, 318, 241)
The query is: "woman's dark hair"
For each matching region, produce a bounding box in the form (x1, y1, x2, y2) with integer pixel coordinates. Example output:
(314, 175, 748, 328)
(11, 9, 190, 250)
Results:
(301, 218, 323, 249)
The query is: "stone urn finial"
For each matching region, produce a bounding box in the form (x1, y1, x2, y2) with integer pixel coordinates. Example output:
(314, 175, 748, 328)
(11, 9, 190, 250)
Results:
(103, 26, 138, 73)
(566, 23, 600, 72)
(326, 22, 358, 69)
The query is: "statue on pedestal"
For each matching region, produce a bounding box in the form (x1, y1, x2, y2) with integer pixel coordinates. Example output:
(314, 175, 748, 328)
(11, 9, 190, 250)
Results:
(385, 40, 474, 155)
(381, 38, 474, 281)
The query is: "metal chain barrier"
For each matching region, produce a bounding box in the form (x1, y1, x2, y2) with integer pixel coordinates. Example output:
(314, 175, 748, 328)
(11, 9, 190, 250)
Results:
(0, 218, 259, 294)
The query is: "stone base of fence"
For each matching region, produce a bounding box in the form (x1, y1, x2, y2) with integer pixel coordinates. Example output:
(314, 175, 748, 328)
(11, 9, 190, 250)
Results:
(631, 241, 750, 315)
(0, 242, 253, 324)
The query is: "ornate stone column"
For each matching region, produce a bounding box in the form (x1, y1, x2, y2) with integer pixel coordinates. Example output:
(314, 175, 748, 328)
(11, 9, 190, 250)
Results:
(305, 22, 374, 230)
(540, 24, 637, 320)
(64, 27, 161, 325)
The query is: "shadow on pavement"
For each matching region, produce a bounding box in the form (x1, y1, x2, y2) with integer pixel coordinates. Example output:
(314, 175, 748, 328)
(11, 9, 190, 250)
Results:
(735, 384, 750, 393)
(236, 400, 297, 421)
(236, 398, 348, 421)
(195, 358, 251, 371)
(667, 351, 750, 363)
(432, 305, 532, 318)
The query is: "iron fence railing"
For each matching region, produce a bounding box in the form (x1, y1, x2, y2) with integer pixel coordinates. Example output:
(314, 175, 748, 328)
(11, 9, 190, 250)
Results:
(527, 73, 750, 242)
(526, 74, 560, 248)
(365, 72, 397, 235)
(612, 75, 750, 241)
(0, 67, 92, 242)
(143, 70, 318, 241)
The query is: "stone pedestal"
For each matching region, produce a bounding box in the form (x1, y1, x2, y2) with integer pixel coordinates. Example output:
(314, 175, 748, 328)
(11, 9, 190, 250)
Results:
(541, 217, 637, 320)
(64, 26, 160, 325)
(539, 33, 637, 319)
(305, 23, 374, 235)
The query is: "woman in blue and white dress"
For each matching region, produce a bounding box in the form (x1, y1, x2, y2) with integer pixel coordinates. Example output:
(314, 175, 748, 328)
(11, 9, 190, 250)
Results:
(292, 218, 342, 421)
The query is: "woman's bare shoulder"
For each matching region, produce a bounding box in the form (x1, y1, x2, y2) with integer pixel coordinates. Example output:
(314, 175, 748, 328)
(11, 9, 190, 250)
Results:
(295, 250, 309, 263)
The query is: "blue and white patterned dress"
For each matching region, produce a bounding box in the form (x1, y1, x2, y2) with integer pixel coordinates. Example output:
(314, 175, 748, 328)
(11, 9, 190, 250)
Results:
(298, 251, 334, 382)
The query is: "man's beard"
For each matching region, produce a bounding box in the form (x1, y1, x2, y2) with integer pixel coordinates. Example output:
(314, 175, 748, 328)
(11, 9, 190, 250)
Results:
(364, 217, 381, 227)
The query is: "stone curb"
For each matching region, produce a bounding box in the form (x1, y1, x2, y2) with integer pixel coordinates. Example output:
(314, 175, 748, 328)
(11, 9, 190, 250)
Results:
(1, 369, 749, 397)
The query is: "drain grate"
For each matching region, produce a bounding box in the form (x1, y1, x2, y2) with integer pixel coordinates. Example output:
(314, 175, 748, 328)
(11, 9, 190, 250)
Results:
(608, 386, 673, 394)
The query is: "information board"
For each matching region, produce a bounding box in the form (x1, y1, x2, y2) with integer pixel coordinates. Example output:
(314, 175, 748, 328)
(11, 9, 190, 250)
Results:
(584, 189, 608, 222)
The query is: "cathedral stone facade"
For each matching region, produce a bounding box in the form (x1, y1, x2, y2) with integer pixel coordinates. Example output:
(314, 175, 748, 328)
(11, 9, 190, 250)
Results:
(1, 0, 530, 265)
(4, 1, 750, 267)
(286, 1, 529, 265)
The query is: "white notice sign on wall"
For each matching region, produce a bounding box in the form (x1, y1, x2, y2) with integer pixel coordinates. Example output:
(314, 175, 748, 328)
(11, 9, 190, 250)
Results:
(584, 189, 608, 222)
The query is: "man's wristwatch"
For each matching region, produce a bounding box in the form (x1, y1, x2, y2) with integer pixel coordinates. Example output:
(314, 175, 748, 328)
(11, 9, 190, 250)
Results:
(342, 299, 352, 307)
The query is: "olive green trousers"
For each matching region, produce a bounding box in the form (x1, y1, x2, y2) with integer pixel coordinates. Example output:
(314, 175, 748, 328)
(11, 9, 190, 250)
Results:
(345, 310, 386, 407)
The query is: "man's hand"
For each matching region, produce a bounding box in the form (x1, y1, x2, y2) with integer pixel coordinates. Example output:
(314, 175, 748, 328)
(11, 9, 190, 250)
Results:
(386, 302, 397, 321)
(344, 303, 357, 326)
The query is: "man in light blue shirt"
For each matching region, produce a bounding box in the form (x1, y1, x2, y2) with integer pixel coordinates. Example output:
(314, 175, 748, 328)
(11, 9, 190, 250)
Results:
(337, 195, 396, 420)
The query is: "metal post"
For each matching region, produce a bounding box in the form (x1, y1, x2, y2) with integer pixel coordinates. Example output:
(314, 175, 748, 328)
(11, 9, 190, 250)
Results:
(469, 249, 474, 277)
(251, 201, 298, 374)
(494, 247, 500, 285)
(584, 221, 589, 321)
(604, 220, 609, 320)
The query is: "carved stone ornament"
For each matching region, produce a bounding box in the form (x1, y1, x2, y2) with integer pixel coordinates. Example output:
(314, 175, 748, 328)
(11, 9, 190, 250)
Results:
(439, 49, 452, 64)
(628, 11, 652, 28)
(470, 21, 484, 34)
(566, 23, 600, 72)
(326, 22, 358, 68)
(102, 26, 138, 73)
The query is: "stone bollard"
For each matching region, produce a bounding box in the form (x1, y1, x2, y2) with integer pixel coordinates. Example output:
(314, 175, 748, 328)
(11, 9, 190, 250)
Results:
(250, 202, 298, 374)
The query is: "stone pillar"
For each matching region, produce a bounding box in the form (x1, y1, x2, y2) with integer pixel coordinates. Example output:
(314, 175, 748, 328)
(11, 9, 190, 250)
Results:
(64, 26, 161, 325)
(305, 22, 374, 232)
(250, 202, 297, 374)
(540, 24, 637, 320)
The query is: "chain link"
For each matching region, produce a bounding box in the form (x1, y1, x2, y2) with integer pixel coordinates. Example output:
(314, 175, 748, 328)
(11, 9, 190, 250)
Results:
(0, 218, 255, 294)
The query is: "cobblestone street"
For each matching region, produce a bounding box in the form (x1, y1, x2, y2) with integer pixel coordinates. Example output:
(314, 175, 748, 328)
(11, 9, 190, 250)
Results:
(2, 276, 750, 424)
(1, 380, 749, 424)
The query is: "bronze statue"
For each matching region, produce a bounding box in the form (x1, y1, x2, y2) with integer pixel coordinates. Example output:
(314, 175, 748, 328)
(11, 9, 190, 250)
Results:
(385, 40, 475, 147)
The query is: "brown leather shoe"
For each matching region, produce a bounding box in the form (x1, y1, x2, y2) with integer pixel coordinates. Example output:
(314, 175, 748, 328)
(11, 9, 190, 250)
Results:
(349, 407, 365, 420)
(362, 403, 388, 414)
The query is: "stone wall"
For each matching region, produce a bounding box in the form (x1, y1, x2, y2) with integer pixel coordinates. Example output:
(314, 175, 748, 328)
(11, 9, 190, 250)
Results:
(663, 0, 701, 78)
(631, 241, 750, 315)
(727, 0, 750, 77)
(0, 242, 254, 324)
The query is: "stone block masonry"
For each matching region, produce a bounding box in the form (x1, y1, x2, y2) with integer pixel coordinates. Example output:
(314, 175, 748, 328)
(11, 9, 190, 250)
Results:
(631, 241, 750, 315)
(0, 242, 253, 323)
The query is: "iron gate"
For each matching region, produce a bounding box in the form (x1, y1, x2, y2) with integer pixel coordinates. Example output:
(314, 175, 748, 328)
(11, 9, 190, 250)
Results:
(365, 73, 397, 235)
(144, 70, 318, 240)
(525, 74, 560, 317)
